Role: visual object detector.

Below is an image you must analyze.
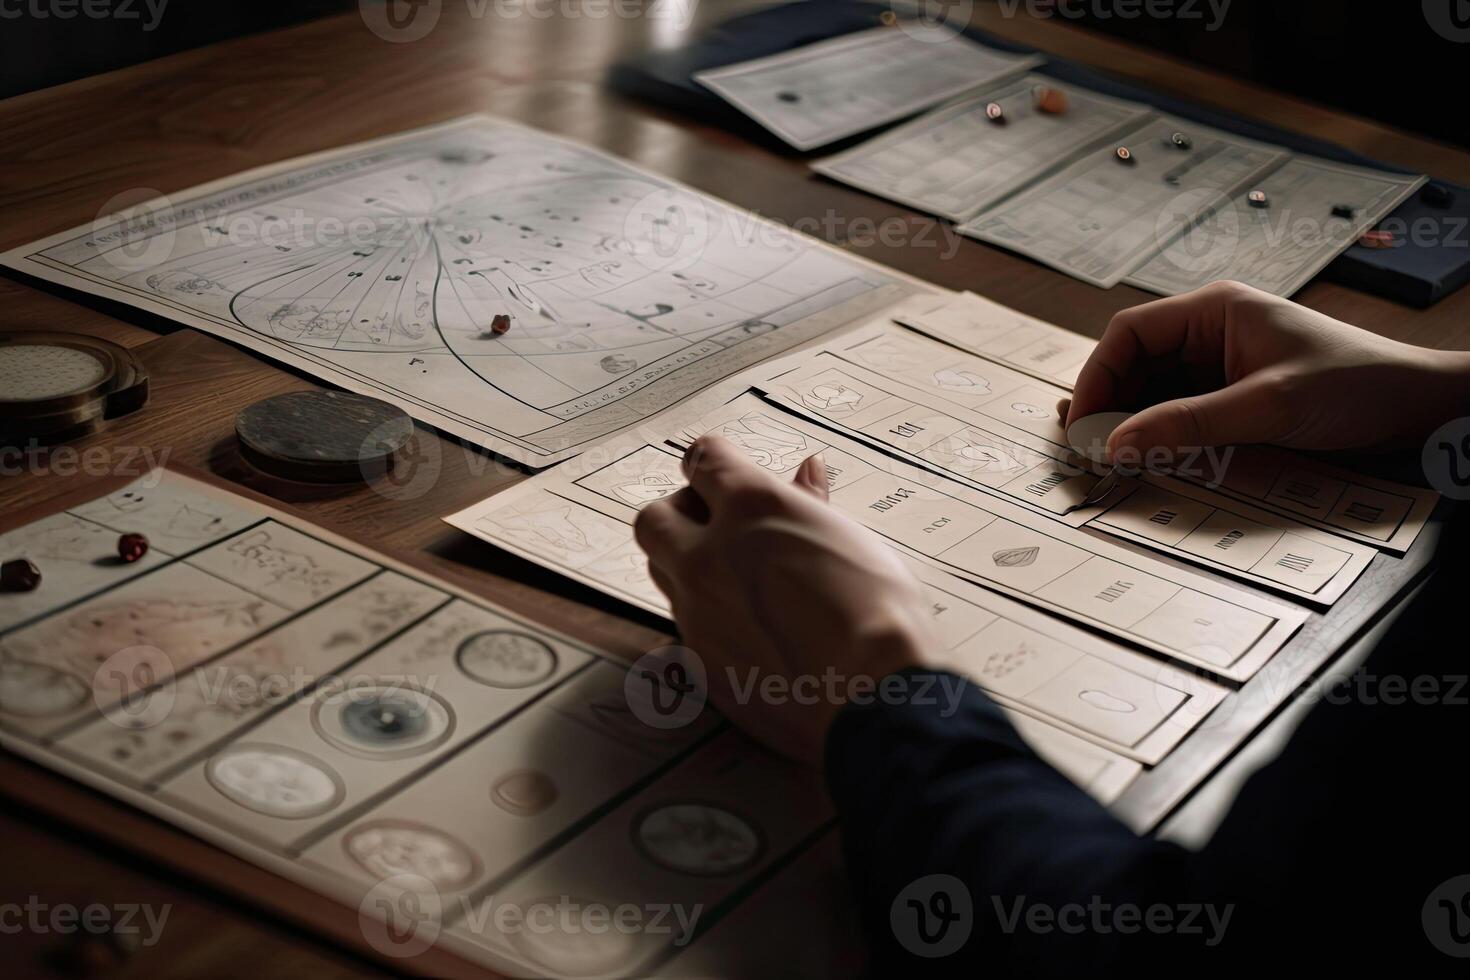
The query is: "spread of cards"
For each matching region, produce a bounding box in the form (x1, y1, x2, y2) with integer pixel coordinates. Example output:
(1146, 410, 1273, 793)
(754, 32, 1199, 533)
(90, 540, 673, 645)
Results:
(0, 103, 1440, 976)
(698, 26, 1427, 294)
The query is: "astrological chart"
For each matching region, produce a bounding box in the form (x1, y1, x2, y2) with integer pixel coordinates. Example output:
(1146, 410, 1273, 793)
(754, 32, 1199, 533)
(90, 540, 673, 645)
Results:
(2, 116, 901, 467)
(2, 469, 869, 977)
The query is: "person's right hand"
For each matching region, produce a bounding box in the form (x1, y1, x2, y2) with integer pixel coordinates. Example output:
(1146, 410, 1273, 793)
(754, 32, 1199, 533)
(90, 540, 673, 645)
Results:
(1064, 281, 1470, 462)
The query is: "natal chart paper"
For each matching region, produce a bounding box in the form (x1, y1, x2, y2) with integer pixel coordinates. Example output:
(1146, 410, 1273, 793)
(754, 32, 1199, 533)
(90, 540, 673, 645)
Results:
(0, 116, 906, 468)
(1, 468, 1145, 979)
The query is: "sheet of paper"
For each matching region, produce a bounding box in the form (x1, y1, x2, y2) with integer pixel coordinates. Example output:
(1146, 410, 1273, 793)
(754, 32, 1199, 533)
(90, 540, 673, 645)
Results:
(452, 398, 1307, 682)
(1126, 156, 1426, 297)
(893, 292, 1437, 552)
(959, 117, 1288, 287)
(895, 290, 1097, 388)
(1162, 444, 1438, 554)
(693, 26, 1043, 151)
(0, 116, 908, 468)
(758, 322, 1098, 520)
(757, 327, 1378, 605)
(1, 468, 889, 978)
(445, 430, 1229, 760)
(1007, 713, 1144, 803)
(814, 75, 1152, 221)
(679, 395, 1307, 680)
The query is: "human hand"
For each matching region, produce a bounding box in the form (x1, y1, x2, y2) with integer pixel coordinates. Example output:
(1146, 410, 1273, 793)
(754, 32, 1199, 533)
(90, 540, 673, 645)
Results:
(633, 437, 940, 765)
(1065, 281, 1470, 462)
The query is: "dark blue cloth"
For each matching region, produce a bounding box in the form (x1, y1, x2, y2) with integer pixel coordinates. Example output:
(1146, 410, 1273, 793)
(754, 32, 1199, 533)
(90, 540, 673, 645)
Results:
(825, 551, 1470, 974)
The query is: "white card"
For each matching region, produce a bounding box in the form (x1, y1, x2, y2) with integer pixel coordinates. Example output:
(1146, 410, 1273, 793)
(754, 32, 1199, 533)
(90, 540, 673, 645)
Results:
(695, 26, 1042, 151)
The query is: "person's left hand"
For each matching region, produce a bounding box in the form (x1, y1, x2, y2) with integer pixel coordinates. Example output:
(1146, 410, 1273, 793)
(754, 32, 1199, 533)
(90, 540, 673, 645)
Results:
(634, 436, 940, 764)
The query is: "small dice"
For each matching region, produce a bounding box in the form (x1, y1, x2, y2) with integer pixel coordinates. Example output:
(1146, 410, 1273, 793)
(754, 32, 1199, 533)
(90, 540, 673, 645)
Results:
(1, 558, 41, 592)
(117, 533, 149, 564)
(491, 314, 512, 336)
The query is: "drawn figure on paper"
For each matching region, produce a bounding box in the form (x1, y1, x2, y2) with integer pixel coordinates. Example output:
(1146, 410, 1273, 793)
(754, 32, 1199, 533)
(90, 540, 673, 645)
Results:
(935, 439, 1024, 476)
(634, 802, 763, 876)
(314, 686, 454, 759)
(490, 504, 592, 555)
(717, 413, 814, 472)
(992, 546, 1040, 568)
(206, 743, 344, 818)
(600, 354, 639, 375)
(801, 382, 863, 414)
(980, 644, 1039, 681)
(344, 820, 481, 890)
(932, 367, 992, 393)
(0, 659, 90, 717)
(613, 473, 679, 506)
(1079, 689, 1137, 713)
(456, 630, 559, 689)
(508, 895, 639, 976)
(2, 597, 271, 690)
(1011, 402, 1051, 420)
(491, 770, 559, 816)
(225, 530, 341, 595)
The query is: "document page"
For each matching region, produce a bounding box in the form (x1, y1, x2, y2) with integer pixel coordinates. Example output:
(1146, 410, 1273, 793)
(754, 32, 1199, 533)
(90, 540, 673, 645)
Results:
(694, 26, 1042, 151)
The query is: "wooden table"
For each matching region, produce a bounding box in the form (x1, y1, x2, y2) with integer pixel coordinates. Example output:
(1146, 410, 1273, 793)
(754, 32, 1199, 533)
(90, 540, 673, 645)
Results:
(3, 3, 1468, 976)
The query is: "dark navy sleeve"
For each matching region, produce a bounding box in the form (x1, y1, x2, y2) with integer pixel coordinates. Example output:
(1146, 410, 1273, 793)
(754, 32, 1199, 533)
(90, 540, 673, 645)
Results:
(825, 559, 1470, 980)
(825, 673, 1199, 976)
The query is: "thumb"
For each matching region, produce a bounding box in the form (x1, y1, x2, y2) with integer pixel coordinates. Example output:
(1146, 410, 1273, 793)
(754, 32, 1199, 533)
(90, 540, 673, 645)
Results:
(1108, 377, 1286, 467)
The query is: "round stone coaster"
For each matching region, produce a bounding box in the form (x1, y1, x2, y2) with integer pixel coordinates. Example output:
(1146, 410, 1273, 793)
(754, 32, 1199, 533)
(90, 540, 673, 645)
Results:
(236, 390, 413, 483)
(1066, 411, 1134, 465)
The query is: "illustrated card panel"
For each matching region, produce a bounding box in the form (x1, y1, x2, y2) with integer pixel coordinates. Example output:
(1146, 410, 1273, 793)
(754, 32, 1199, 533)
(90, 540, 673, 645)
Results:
(447, 732, 832, 977)
(959, 117, 1288, 287)
(813, 75, 1150, 220)
(1126, 156, 1426, 297)
(894, 290, 1097, 388)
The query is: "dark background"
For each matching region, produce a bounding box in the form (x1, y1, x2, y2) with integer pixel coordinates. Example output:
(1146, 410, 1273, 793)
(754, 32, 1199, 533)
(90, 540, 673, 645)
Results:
(0, 0, 1464, 148)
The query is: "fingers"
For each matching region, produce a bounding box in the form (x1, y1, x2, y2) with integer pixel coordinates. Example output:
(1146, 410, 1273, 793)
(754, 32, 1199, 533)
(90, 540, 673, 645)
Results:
(1109, 374, 1285, 463)
(681, 436, 775, 508)
(634, 497, 698, 571)
(793, 453, 830, 502)
(1066, 284, 1235, 428)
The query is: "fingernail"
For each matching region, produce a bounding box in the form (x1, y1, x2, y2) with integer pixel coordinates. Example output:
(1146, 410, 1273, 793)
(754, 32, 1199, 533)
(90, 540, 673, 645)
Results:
(1110, 429, 1172, 472)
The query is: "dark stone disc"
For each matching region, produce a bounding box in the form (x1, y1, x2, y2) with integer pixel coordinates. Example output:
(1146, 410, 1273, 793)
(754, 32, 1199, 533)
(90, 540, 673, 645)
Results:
(236, 390, 413, 483)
